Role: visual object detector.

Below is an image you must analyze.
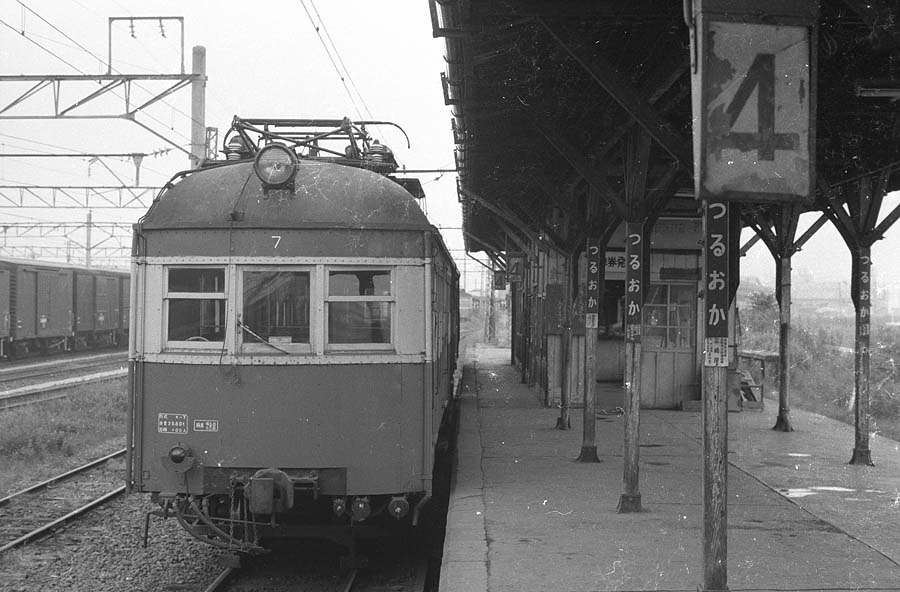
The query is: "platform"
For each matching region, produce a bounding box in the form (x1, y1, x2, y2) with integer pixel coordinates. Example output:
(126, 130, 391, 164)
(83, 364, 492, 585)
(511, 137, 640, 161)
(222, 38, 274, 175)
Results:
(440, 343, 900, 592)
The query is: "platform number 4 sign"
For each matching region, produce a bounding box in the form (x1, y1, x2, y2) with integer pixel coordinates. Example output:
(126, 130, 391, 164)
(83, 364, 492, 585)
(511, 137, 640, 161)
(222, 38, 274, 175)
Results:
(693, 11, 815, 203)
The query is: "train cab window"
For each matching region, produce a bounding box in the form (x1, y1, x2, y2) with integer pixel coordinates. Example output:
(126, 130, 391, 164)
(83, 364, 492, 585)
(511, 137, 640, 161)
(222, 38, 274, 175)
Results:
(165, 267, 226, 344)
(241, 270, 311, 351)
(326, 270, 392, 346)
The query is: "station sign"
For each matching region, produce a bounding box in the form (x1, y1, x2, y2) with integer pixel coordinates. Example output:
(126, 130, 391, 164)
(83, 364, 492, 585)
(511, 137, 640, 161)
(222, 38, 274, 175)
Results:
(585, 240, 602, 329)
(624, 222, 644, 342)
(507, 253, 525, 283)
(690, 0, 818, 202)
(703, 201, 729, 367)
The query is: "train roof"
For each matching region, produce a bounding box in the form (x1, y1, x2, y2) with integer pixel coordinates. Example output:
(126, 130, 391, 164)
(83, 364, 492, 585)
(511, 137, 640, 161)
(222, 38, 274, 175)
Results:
(140, 160, 433, 232)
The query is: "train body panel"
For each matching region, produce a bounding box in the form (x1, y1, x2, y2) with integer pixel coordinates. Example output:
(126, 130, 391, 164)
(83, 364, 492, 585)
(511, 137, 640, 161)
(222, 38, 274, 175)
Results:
(128, 125, 459, 551)
(142, 229, 426, 259)
(0, 269, 9, 356)
(137, 363, 427, 495)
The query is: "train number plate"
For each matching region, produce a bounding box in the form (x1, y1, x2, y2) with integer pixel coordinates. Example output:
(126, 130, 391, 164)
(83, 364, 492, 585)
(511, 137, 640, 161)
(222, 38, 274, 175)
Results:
(158, 413, 189, 434)
(193, 419, 219, 432)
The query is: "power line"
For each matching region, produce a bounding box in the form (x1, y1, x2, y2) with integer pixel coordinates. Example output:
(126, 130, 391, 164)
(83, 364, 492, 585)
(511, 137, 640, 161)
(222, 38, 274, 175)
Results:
(308, 0, 374, 120)
(299, 0, 369, 122)
(0, 17, 86, 73)
(17, 0, 98, 68)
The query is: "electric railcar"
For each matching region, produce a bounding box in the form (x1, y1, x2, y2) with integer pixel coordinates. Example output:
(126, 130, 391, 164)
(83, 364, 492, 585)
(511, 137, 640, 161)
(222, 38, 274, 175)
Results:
(127, 117, 459, 553)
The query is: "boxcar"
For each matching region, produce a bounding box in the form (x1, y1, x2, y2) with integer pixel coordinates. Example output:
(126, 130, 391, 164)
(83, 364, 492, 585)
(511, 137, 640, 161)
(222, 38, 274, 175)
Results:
(0, 257, 129, 358)
(127, 117, 459, 553)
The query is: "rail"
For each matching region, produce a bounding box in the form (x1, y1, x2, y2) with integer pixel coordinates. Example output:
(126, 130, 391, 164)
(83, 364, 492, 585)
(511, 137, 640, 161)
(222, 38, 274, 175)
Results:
(0, 368, 127, 410)
(0, 449, 127, 553)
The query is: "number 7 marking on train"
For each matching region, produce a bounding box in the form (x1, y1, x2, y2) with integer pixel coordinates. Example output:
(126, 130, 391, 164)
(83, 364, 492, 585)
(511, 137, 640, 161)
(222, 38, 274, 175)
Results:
(272, 235, 281, 249)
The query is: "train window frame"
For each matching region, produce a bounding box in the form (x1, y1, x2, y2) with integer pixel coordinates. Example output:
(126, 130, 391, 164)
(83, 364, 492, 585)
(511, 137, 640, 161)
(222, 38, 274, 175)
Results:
(324, 266, 395, 351)
(237, 266, 314, 355)
(163, 266, 228, 350)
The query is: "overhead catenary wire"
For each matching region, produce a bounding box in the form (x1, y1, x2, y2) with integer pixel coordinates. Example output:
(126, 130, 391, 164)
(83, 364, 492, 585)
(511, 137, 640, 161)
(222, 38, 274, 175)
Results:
(307, 0, 374, 121)
(0, 17, 84, 73)
(299, 0, 374, 125)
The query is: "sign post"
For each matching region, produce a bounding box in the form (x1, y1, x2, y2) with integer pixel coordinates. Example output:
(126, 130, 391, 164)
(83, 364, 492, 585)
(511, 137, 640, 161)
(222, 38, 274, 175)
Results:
(701, 199, 730, 591)
(578, 238, 602, 462)
(689, 1, 818, 590)
(850, 248, 874, 466)
(618, 221, 644, 513)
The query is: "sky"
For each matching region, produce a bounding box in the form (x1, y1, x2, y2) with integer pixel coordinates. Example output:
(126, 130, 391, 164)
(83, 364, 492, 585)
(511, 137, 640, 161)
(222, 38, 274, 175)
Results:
(0, 0, 497, 293)
(1, 1, 899, 307)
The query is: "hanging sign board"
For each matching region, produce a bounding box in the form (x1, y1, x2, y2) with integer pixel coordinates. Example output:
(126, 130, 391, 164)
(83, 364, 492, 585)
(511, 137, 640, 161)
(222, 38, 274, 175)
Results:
(690, 0, 818, 203)
(703, 201, 730, 367)
(585, 241, 601, 329)
(507, 253, 525, 283)
(624, 222, 644, 343)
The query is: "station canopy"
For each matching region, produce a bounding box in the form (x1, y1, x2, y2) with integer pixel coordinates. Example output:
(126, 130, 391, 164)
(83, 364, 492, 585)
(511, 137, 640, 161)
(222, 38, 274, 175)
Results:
(433, 0, 900, 254)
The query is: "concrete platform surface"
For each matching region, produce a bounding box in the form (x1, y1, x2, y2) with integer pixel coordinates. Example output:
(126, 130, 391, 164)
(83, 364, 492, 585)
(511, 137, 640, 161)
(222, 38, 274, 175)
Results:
(439, 343, 900, 592)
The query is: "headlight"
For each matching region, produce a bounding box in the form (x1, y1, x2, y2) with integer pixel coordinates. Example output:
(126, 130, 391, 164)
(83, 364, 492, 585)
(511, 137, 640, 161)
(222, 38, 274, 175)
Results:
(253, 144, 297, 186)
(168, 445, 188, 464)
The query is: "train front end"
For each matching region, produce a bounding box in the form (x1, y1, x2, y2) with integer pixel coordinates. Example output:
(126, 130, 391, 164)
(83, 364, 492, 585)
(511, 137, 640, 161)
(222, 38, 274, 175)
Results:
(127, 119, 456, 553)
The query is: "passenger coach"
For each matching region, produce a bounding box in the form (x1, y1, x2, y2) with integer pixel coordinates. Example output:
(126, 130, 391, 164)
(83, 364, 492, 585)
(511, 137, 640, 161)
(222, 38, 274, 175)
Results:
(127, 117, 459, 553)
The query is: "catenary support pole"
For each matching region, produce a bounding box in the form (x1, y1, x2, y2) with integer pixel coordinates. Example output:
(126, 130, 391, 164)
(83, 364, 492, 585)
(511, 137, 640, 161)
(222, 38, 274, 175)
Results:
(190, 46, 207, 168)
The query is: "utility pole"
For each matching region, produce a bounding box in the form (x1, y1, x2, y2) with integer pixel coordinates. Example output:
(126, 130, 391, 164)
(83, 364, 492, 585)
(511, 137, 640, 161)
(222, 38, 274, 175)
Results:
(190, 46, 207, 168)
(85, 210, 92, 268)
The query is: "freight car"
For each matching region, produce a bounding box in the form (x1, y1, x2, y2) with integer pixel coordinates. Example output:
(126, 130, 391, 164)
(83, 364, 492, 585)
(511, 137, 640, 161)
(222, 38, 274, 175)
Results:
(0, 257, 129, 359)
(128, 117, 459, 555)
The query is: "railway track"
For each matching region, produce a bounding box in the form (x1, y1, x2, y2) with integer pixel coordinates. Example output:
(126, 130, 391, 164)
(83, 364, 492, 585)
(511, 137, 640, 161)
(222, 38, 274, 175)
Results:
(0, 351, 126, 384)
(0, 352, 127, 410)
(0, 448, 126, 554)
(202, 541, 428, 592)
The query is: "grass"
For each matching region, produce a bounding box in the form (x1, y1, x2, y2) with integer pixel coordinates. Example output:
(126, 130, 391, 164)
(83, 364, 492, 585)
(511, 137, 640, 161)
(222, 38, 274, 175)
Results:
(740, 309, 900, 443)
(0, 378, 127, 495)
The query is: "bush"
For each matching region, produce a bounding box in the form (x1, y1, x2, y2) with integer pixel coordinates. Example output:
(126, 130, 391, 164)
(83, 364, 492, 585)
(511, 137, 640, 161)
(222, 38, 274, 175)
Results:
(0, 383, 125, 461)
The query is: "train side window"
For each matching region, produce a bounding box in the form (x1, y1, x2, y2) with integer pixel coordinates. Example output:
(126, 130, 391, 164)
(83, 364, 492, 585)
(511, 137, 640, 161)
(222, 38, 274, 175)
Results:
(165, 267, 226, 344)
(326, 269, 392, 346)
(241, 270, 311, 350)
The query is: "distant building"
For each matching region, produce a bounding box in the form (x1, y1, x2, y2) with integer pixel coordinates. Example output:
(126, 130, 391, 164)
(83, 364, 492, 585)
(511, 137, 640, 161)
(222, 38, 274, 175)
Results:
(792, 269, 851, 318)
(460, 290, 476, 319)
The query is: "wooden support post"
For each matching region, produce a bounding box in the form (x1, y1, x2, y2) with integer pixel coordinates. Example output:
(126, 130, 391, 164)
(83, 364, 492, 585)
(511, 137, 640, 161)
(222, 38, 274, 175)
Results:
(618, 222, 644, 513)
(702, 200, 730, 591)
(556, 321, 572, 430)
(773, 254, 794, 431)
(850, 247, 874, 466)
(557, 251, 574, 430)
(578, 238, 602, 462)
(702, 361, 729, 590)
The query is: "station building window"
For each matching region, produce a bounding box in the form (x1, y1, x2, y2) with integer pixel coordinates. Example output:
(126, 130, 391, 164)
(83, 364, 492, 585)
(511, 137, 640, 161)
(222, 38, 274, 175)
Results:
(326, 269, 392, 345)
(241, 270, 311, 349)
(643, 283, 695, 350)
(165, 267, 226, 343)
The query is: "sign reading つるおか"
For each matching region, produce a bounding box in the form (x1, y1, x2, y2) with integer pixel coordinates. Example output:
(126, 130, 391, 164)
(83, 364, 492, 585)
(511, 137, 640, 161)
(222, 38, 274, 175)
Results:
(691, 2, 817, 202)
